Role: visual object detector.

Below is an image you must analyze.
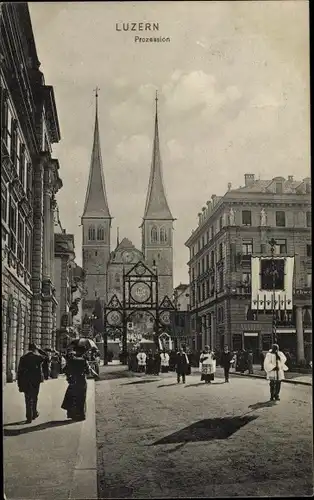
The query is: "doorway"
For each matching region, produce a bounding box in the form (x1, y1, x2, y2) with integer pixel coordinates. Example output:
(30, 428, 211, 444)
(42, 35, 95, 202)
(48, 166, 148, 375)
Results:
(243, 334, 259, 363)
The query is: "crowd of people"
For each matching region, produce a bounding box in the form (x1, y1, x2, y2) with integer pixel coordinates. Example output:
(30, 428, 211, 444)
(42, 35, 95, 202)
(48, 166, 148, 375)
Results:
(16, 339, 291, 425)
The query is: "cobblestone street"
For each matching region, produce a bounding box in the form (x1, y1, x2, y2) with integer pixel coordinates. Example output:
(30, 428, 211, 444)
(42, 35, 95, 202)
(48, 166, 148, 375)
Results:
(96, 366, 312, 498)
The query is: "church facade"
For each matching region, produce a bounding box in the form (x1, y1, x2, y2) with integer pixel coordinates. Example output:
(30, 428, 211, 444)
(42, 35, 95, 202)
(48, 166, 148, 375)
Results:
(81, 92, 175, 337)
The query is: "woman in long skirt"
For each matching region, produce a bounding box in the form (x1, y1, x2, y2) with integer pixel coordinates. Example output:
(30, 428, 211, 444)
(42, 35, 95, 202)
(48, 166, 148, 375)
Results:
(61, 347, 97, 421)
(200, 346, 216, 384)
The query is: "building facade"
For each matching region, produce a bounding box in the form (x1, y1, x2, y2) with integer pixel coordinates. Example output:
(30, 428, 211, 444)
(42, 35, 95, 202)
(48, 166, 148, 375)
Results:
(185, 174, 312, 363)
(171, 283, 190, 349)
(1, 3, 62, 383)
(81, 93, 175, 335)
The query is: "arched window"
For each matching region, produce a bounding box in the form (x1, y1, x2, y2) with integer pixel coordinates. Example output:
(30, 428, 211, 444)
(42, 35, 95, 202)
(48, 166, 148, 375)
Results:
(97, 226, 104, 241)
(160, 227, 167, 243)
(151, 226, 158, 243)
(88, 225, 95, 240)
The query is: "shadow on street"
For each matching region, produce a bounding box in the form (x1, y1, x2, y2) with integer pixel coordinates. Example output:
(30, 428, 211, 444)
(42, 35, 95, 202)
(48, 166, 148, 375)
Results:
(248, 401, 277, 410)
(151, 415, 258, 445)
(3, 419, 75, 436)
(157, 383, 178, 388)
(120, 379, 159, 386)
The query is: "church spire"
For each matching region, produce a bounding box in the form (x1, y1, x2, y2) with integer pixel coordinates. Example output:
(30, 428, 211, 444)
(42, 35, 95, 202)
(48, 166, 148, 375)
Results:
(82, 88, 111, 219)
(143, 92, 174, 220)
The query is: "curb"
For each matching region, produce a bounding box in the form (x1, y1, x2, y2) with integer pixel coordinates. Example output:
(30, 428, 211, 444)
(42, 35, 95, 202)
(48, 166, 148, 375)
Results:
(69, 379, 97, 499)
(230, 372, 312, 386)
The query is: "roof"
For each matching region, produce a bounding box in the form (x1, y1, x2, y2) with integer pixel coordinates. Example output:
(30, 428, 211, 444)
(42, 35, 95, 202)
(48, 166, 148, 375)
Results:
(82, 97, 111, 219)
(143, 95, 174, 220)
(235, 178, 309, 194)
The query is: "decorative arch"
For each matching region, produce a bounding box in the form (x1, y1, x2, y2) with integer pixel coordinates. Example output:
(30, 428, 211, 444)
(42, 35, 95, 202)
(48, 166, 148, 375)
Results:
(97, 225, 105, 241)
(151, 226, 158, 243)
(160, 226, 167, 243)
(88, 225, 96, 241)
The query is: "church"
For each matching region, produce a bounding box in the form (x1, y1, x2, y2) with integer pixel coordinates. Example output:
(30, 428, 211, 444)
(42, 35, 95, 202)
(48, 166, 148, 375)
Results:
(81, 92, 175, 339)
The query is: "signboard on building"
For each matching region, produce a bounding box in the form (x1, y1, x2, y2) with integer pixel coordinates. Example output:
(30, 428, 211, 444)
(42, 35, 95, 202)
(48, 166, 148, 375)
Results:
(251, 256, 294, 310)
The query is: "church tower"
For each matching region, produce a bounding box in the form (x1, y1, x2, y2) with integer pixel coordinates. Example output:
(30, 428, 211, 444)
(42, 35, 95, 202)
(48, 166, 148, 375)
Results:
(142, 93, 175, 299)
(81, 90, 112, 317)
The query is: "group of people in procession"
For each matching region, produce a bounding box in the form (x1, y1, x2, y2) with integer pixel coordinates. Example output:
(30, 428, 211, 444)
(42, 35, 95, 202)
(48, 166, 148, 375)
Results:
(16, 337, 289, 425)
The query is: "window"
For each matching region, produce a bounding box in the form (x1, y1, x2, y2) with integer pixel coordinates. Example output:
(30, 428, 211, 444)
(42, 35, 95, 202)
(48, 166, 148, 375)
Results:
(274, 239, 287, 255)
(242, 239, 253, 255)
(206, 279, 210, 298)
(202, 235, 205, 248)
(97, 226, 104, 240)
(241, 272, 251, 285)
(26, 163, 32, 196)
(201, 257, 205, 274)
(206, 253, 209, 270)
(17, 216, 25, 264)
(1, 88, 9, 146)
(219, 242, 223, 261)
(211, 250, 214, 267)
(202, 282, 205, 301)
(198, 240, 201, 252)
(197, 261, 201, 276)
(276, 211, 286, 227)
(9, 197, 17, 253)
(275, 182, 283, 194)
(191, 267, 195, 281)
(10, 119, 18, 168)
(218, 306, 224, 324)
(242, 210, 252, 226)
(151, 226, 158, 243)
(219, 270, 224, 291)
(19, 143, 26, 187)
(197, 285, 200, 303)
(206, 230, 210, 243)
(88, 226, 95, 240)
(306, 273, 312, 288)
(306, 212, 311, 228)
(219, 216, 223, 230)
(210, 226, 213, 240)
(160, 227, 167, 243)
(1, 182, 8, 223)
(307, 244, 312, 257)
(210, 275, 215, 294)
(25, 229, 31, 272)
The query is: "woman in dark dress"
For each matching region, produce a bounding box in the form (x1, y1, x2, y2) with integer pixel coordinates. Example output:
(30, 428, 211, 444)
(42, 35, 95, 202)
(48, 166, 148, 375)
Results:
(61, 347, 97, 421)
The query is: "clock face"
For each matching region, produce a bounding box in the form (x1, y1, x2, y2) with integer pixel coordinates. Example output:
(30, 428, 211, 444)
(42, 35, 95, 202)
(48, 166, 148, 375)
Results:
(160, 311, 171, 325)
(123, 251, 134, 263)
(107, 310, 122, 326)
(131, 282, 151, 303)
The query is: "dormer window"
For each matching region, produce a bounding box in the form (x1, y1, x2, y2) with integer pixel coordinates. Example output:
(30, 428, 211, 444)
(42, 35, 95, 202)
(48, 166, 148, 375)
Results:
(275, 182, 283, 194)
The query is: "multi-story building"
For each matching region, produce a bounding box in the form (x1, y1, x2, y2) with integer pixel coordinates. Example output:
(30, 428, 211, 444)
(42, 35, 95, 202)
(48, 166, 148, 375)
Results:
(1, 3, 62, 382)
(171, 283, 190, 349)
(54, 232, 76, 350)
(185, 174, 311, 363)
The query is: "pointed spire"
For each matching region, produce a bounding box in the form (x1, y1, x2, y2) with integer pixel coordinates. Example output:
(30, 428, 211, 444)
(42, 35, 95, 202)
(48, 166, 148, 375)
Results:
(143, 92, 173, 220)
(82, 89, 111, 219)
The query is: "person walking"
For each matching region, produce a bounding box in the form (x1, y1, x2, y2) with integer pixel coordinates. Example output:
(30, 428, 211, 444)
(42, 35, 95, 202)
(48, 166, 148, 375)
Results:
(17, 342, 47, 423)
(260, 351, 265, 371)
(146, 350, 155, 375)
(220, 345, 233, 383)
(50, 350, 60, 379)
(264, 343, 288, 401)
(200, 346, 216, 384)
(247, 349, 254, 374)
(175, 346, 189, 384)
(136, 349, 146, 373)
(160, 350, 170, 373)
(61, 346, 98, 421)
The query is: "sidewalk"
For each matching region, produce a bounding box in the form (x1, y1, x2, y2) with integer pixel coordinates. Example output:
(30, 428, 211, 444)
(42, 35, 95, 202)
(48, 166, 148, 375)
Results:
(3, 376, 97, 500)
(230, 365, 312, 386)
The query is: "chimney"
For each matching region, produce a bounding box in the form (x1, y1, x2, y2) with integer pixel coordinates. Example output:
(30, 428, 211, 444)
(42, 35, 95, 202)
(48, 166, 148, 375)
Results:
(227, 182, 232, 191)
(244, 173, 255, 187)
(288, 175, 294, 182)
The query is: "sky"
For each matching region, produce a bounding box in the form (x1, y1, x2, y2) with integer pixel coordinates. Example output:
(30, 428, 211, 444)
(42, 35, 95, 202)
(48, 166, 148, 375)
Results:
(29, 1, 310, 286)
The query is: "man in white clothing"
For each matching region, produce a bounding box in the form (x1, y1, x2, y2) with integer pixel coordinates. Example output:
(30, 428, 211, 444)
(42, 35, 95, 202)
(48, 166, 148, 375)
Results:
(160, 350, 170, 373)
(264, 343, 288, 401)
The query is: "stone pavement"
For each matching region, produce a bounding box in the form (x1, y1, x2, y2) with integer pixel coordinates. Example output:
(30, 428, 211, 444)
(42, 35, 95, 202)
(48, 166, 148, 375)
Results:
(96, 365, 313, 498)
(3, 376, 97, 500)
